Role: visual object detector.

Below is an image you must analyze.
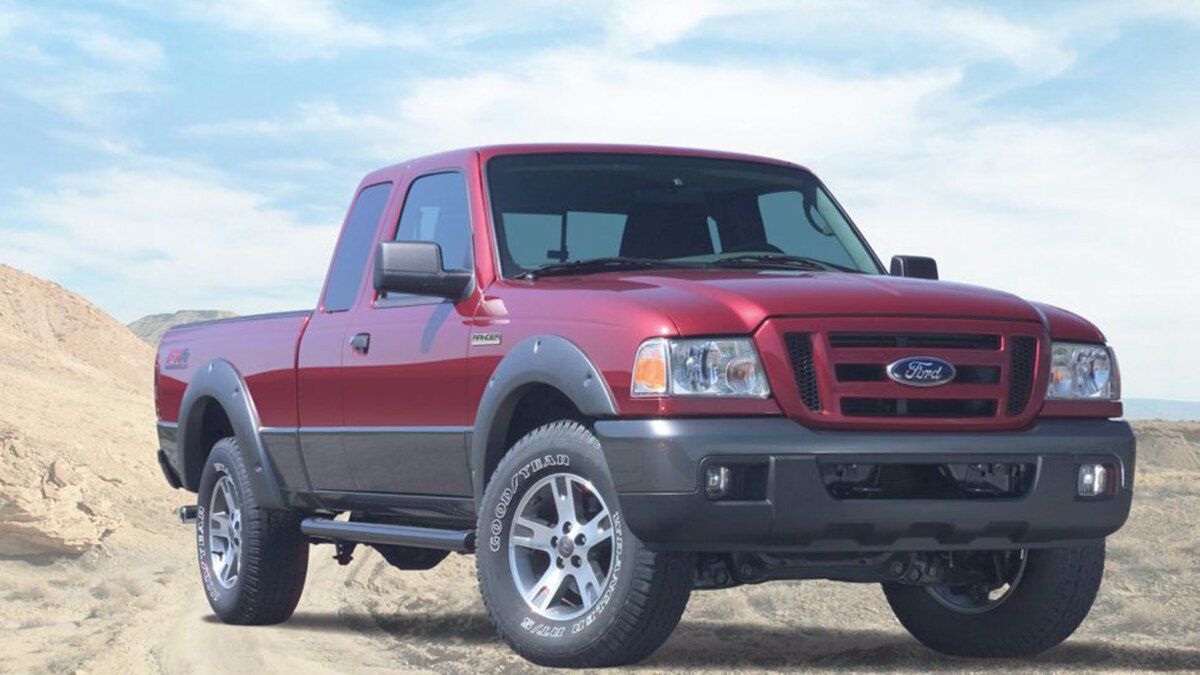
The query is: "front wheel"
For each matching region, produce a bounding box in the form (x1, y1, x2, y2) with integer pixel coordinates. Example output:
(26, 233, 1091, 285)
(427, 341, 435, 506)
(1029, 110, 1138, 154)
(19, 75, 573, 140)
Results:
(476, 421, 695, 668)
(883, 543, 1105, 657)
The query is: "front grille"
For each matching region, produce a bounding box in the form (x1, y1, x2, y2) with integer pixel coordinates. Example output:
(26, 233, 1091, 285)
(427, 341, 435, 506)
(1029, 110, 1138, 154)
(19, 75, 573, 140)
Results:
(1007, 336, 1038, 415)
(785, 333, 822, 411)
(777, 321, 1045, 428)
(841, 398, 997, 418)
(828, 333, 1001, 350)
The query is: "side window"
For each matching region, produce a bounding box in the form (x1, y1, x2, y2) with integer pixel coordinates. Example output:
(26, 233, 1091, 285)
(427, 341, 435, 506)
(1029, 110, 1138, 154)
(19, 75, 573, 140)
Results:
(394, 172, 473, 271)
(323, 182, 392, 312)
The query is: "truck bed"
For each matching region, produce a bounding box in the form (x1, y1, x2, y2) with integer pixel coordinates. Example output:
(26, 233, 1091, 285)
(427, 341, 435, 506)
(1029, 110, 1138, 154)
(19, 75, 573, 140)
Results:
(156, 310, 312, 428)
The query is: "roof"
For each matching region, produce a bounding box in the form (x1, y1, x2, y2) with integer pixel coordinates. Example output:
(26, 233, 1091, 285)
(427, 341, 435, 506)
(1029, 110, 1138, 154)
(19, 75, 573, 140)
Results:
(360, 143, 809, 185)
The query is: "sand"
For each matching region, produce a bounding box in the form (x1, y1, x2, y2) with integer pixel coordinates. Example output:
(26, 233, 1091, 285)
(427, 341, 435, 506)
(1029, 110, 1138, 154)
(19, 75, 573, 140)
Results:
(2, 263, 1197, 674)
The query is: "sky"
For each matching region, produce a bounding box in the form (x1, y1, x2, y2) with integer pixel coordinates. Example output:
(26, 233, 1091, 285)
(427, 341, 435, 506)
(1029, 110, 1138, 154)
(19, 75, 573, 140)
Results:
(0, 0, 1198, 400)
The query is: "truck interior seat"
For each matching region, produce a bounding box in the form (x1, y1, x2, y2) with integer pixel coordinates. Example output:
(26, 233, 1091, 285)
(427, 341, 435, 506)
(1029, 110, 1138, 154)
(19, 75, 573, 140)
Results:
(620, 204, 714, 260)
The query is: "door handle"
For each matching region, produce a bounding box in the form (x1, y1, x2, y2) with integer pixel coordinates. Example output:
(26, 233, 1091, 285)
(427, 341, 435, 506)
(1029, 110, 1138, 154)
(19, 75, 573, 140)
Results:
(349, 332, 370, 354)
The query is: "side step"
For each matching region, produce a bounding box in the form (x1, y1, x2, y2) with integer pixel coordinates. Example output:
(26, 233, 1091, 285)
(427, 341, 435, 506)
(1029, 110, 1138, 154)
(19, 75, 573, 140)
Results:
(300, 518, 475, 553)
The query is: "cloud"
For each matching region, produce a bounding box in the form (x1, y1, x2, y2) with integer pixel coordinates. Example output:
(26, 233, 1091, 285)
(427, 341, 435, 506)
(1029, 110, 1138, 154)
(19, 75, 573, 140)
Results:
(1, 159, 335, 321)
(0, 6, 164, 122)
(180, 0, 421, 58)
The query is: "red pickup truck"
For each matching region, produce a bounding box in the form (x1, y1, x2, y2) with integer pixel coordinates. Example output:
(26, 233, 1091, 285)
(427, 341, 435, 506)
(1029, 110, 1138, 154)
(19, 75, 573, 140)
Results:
(155, 144, 1133, 667)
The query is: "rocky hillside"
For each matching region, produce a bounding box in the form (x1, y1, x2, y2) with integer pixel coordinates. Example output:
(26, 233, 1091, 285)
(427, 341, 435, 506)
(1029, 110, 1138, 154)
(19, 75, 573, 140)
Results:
(0, 264, 173, 556)
(127, 310, 237, 345)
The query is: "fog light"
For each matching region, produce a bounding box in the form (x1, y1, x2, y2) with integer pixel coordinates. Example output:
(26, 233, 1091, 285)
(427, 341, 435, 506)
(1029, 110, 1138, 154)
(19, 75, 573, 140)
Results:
(1077, 464, 1111, 497)
(705, 466, 731, 500)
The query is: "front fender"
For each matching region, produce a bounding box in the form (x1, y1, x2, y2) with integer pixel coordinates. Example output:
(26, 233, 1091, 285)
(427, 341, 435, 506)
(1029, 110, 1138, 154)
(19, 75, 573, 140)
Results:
(177, 359, 286, 510)
(469, 335, 618, 504)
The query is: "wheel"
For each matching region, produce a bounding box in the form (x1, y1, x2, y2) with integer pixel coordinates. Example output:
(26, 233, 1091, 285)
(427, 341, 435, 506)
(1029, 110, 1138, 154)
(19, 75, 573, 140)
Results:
(476, 420, 695, 668)
(196, 436, 309, 624)
(883, 543, 1105, 657)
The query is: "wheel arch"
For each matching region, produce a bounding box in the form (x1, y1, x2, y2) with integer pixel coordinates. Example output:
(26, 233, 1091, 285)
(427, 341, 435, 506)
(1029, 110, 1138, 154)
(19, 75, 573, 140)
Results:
(469, 335, 618, 505)
(177, 359, 287, 510)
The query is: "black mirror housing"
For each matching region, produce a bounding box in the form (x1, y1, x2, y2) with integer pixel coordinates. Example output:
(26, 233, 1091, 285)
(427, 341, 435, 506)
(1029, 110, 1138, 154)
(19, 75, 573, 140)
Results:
(890, 255, 939, 280)
(374, 241, 473, 300)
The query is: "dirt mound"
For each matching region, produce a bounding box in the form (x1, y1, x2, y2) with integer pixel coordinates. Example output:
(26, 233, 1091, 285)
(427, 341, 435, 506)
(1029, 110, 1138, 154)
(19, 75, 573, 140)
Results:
(1131, 420, 1200, 470)
(0, 264, 173, 556)
(128, 310, 237, 345)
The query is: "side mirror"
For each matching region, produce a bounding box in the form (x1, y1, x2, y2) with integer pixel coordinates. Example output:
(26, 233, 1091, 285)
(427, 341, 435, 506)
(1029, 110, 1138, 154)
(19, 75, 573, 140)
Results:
(890, 255, 939, 280)
(374, 241, 473, 300)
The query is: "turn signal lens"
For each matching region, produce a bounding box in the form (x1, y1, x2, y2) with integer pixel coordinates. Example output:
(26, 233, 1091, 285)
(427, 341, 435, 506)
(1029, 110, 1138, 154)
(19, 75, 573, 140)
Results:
(632, 339, 669, 396)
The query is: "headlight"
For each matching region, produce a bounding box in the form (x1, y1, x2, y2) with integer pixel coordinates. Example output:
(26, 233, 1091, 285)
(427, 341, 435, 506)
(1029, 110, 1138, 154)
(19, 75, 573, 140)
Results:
(1046, 342, 1120, 400)
(632, 338, 770, 398)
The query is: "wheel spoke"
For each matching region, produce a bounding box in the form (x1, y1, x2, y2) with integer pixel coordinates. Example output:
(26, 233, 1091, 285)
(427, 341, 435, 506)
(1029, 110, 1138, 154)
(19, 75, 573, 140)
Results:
(579, 511, 612, 548)
(526, 566, 566, 610)
(210, 512, 231, 538)
(550, 476, 578, 526)
(573, 560, 603, 605)
(512, 517, 556, 552)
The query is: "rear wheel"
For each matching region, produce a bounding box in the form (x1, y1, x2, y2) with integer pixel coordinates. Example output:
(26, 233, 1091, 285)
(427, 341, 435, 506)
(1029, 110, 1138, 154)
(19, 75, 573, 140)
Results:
(476, 421, 695, 668)
(196, 437, 309, 624)
(883, 543, 1105, 657)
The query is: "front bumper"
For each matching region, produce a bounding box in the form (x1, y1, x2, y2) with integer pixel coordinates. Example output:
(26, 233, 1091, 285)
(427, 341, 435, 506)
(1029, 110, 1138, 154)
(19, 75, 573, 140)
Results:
(595, 418, 1135, 552)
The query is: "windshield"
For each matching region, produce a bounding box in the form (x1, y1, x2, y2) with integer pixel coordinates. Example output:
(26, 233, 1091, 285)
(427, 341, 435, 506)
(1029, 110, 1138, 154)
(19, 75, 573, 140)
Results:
(486, 153, 882, 278)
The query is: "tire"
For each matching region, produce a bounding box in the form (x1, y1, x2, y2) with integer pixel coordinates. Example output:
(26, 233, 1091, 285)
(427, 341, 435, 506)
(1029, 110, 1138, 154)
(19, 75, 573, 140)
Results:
(883, 543, 1106, 657)
(196, 436, 309, 625)
(476, 421, 694, 668)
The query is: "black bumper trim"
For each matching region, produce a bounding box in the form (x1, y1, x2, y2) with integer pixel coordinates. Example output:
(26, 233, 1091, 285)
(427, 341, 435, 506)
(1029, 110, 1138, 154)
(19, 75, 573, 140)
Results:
(594, 418, 1135, 552)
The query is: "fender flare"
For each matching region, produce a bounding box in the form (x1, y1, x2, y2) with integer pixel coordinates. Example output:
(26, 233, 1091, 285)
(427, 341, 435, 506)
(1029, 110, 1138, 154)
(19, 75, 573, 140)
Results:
(177, 359, 286, 510)
(469, 335, 618, 504)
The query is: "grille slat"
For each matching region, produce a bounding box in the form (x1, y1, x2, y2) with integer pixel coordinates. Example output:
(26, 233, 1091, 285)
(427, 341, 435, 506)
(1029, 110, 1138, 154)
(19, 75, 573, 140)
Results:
(841, 398, 998, 418)
(1007, 336, 1038, 415)
(784, 333, 822, 412)
(829, 332, 1001, 350)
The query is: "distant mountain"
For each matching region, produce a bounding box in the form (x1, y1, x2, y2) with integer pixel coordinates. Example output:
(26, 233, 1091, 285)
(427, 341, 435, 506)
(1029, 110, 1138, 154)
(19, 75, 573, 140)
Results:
(1124, 398, 1200, 422)
(127, 310, 237, 345)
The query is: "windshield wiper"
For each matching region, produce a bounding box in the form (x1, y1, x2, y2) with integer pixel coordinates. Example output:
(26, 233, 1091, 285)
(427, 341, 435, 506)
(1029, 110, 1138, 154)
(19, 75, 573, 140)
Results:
(710, 254, 863, 274)
(517, 257, 695, 280)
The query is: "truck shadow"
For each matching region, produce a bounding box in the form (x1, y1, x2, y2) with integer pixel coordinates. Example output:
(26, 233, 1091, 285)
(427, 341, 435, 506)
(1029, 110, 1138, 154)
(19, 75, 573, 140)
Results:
(266, 613, 1200, 671)
(649, 621, 1200, 672)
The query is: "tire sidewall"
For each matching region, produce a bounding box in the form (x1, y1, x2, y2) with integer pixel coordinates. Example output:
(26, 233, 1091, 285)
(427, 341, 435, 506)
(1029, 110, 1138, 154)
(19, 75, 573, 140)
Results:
(196, 439, 252, 618)
(477, 425, 636, 656)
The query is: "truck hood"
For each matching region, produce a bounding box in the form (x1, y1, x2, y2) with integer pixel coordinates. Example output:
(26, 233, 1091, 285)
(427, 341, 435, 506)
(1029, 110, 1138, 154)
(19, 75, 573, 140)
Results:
(528, 270, 1059, 335)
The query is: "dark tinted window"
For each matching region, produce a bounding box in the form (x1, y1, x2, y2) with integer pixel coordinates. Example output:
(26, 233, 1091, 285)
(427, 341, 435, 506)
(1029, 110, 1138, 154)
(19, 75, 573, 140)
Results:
(323, 182, 391, 312)
(487, 154, 879, 276)
(394, 172, 473, 271)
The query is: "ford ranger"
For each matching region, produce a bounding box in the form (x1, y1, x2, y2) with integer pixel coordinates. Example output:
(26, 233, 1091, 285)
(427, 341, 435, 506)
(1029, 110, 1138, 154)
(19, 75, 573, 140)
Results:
(155, 144, 1134, 667)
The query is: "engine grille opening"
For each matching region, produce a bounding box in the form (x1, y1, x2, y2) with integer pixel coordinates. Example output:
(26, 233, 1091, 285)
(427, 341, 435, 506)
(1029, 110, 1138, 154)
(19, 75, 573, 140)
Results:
(841, 398, 998, 418)
(828, 333, 1001, 350)
(785, 333, 822, 412)
(820, 461, 1036, 500)
(1007, 336, 1038, 415)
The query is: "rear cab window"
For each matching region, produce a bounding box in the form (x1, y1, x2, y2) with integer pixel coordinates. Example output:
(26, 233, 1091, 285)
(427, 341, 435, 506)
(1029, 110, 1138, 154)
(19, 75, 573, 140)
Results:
(323, 182, 392, 312)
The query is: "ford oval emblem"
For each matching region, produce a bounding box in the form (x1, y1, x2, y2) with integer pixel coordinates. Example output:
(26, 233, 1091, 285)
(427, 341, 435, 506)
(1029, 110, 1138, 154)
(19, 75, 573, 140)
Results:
(886, 356, 957, 387)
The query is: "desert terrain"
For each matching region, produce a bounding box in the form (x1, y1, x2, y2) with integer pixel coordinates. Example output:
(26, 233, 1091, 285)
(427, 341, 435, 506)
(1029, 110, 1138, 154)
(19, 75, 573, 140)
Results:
(1, 262, 1197, 674)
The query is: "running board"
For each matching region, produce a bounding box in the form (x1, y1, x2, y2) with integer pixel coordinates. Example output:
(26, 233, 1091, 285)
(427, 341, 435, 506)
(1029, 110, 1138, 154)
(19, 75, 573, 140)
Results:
(300, 518, 475, 553)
